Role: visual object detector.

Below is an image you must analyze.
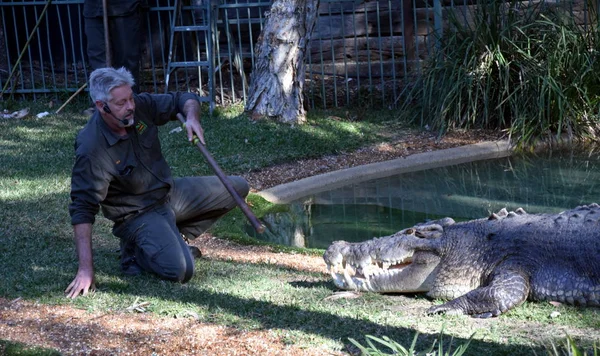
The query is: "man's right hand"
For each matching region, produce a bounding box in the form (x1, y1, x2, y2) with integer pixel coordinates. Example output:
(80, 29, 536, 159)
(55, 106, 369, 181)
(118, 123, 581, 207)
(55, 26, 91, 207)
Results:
(65, 268, 96, 299)
(67, 223, 96, 299)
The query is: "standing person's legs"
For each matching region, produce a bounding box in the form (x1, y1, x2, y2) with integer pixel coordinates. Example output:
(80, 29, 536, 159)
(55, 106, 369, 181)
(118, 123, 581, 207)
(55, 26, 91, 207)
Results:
(110, 13, 142, 92)
(83, 16, 106, 115)
(170, 176, 250, 239)
(84, 17, 107, 70)
(112, 204, 195, 283)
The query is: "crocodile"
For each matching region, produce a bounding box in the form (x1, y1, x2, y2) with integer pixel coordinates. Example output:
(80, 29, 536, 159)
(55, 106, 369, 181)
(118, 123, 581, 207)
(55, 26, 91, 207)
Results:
(323, 204, 600, 317)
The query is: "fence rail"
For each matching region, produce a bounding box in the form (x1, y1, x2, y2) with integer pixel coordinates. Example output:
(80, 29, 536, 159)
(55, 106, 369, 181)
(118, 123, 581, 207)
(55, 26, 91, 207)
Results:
(1, 0, 597, 109)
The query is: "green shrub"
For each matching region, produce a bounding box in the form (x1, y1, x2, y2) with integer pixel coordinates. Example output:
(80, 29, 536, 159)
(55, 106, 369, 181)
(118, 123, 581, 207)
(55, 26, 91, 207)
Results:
(399, 0, 600, 146)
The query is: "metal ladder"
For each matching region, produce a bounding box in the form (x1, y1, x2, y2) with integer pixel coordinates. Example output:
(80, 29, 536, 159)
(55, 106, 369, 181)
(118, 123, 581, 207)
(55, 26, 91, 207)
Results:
(165, 0, 215, 113)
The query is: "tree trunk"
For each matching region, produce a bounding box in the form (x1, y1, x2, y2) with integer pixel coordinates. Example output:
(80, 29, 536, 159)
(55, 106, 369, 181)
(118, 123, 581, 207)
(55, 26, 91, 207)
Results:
(244, 0, 320, 124)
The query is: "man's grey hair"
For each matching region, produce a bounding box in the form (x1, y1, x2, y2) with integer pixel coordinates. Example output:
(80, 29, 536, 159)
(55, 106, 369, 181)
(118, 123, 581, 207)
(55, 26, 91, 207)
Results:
(89, 67, 136, 103)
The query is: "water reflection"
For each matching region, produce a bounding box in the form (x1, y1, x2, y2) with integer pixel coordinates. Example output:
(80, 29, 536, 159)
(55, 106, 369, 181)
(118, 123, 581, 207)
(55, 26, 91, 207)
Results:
(248, 147, 600, 249)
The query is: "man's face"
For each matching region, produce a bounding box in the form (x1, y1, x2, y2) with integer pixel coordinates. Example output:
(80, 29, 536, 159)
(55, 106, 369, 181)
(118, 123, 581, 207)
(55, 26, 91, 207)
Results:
(106, 84, 135, 126)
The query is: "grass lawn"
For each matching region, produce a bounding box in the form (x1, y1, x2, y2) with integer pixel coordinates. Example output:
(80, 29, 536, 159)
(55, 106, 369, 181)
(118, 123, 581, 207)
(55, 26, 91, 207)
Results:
(0, 101, 599, 355)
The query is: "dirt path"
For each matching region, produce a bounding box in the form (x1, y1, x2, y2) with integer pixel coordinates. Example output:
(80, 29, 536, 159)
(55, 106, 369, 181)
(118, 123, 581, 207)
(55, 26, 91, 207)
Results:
(0, 297, 337, 355)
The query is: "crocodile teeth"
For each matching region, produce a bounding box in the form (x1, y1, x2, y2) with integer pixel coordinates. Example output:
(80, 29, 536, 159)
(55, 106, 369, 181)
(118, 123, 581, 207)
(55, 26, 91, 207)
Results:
(343, 268, 358, 290)
(332, 263, 346, 275)
(515, 207, 526, 215)
(370, 263, 381, 277)
(359, 264, 376, 278)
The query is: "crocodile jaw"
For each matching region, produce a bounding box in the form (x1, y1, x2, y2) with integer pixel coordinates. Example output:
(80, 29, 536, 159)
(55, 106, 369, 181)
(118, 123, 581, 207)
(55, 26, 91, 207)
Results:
(323, 223, 448, 294)
(326, 253, 440, 293)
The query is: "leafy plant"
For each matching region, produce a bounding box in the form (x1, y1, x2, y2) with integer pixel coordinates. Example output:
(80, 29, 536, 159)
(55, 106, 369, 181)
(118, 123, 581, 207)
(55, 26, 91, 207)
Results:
(399, 0, 600, 146)
(542, 335, 599, 356)
(348, 329, 474, 356)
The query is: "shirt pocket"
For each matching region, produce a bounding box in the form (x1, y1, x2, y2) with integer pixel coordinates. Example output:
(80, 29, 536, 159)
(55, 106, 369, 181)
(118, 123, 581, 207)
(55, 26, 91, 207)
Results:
(138, 125, 164, 163)
(139, 124, 158, 149)
(114, 161, 141, 193)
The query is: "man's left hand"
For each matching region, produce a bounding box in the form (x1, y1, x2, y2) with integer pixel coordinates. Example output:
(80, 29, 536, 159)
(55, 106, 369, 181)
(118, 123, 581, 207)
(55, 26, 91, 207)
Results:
(182, 97, 205, 145)
(185, 114, 205, 145)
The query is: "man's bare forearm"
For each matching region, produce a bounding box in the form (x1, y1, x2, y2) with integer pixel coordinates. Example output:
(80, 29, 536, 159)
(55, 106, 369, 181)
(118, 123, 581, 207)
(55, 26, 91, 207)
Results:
(65, 223, 96, 298)
(73, 223, 94, 272)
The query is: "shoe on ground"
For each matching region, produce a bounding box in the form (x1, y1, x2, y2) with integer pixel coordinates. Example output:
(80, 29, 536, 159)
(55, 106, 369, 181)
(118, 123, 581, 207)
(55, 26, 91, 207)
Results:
(122, 261, 143, 276)
(189, 245, 202, 259)
(121, 257, 143, 276)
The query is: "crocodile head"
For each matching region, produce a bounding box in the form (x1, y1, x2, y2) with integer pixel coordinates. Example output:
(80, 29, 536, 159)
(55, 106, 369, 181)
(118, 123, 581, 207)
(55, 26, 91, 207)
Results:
(323, 218, 454, 293)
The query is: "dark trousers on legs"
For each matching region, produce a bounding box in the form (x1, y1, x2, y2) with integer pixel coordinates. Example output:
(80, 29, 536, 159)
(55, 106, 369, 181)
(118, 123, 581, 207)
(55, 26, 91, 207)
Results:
(85, 13, 142, 92)
(112, 176, 249, 283)
(170, 176, 250, 239)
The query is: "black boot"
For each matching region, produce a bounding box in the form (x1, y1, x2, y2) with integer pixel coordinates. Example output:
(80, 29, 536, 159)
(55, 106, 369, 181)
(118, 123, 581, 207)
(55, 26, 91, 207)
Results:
(120, 239, 143, 276)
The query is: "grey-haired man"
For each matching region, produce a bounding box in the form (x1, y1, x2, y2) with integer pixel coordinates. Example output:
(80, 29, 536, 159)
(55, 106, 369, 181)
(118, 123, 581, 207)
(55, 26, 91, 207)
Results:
(66, 67, 249, 298)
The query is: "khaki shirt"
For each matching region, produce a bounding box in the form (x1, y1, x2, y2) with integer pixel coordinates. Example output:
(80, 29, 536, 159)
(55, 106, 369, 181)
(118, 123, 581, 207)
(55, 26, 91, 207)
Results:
(69, 92, 199, 225)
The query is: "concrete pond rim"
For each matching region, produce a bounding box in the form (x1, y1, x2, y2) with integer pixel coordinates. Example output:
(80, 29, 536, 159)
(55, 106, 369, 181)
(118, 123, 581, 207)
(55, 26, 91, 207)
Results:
(257, 140, 513, 204)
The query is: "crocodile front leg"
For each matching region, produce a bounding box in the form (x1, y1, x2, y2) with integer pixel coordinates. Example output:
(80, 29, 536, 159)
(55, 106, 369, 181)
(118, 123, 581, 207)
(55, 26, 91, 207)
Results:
(427, 268, 530, 318)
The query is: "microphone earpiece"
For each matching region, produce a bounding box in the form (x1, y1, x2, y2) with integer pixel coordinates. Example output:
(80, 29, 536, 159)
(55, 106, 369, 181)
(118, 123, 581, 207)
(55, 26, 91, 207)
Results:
(101, 101, 132, 126)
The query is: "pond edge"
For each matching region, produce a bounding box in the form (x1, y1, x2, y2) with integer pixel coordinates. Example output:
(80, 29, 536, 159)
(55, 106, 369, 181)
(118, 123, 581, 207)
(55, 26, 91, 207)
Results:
(257, 140, 512, 204)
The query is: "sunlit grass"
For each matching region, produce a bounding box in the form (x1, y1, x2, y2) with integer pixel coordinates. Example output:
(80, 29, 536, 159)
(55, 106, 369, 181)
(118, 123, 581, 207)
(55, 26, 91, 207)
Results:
(0, 178, 69, 199)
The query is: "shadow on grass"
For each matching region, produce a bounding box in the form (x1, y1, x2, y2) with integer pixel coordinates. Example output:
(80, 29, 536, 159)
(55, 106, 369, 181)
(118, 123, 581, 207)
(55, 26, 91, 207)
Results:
(8, 272, 544, 355)
(0, 115, 86, 180)
(288, 280, 333, 290)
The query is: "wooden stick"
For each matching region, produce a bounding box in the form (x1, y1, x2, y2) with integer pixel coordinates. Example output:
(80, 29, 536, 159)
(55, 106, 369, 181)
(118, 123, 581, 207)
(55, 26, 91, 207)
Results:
(55, 82, 88, 114)
(176, 113, 265, 233)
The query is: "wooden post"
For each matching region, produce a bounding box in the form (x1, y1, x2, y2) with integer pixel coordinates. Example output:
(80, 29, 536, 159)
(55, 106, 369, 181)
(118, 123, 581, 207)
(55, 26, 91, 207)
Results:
(402, 0, 415, 62)
(102, 0, 112, 66)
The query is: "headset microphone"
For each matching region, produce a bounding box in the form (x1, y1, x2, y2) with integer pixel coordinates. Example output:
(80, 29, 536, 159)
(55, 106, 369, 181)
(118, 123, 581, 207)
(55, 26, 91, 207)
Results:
(103, 102, 131, 126)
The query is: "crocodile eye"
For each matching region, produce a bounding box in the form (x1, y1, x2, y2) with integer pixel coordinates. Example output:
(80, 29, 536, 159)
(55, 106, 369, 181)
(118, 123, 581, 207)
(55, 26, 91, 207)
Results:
(405, 228, 415, 235)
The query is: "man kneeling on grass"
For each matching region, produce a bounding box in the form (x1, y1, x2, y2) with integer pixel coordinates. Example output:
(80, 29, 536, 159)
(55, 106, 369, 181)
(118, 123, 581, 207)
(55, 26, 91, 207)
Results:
(65, 67, 249, 298)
